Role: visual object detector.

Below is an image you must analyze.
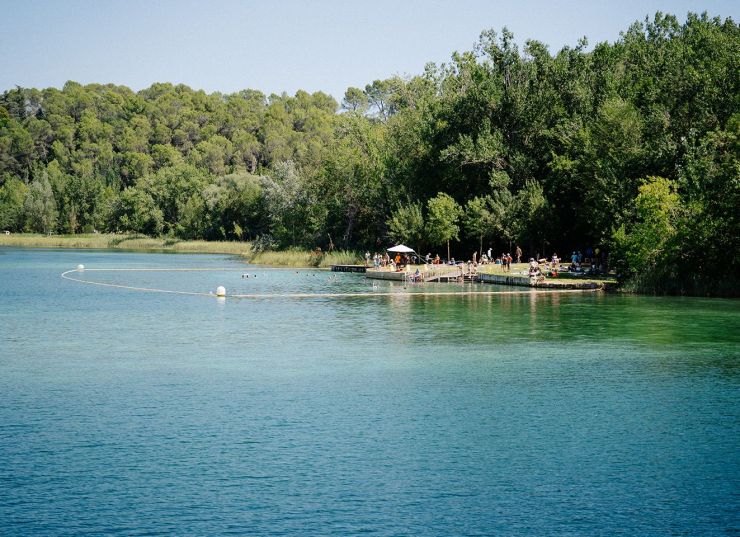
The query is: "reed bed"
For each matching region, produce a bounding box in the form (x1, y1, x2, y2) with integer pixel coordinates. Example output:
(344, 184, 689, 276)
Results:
(0, 234, 252, 256)
(249, 248, 360, 268)
(0, 234, 360, 267)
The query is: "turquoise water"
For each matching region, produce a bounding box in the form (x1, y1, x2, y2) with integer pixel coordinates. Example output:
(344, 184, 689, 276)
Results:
(1, 247, 738, 535)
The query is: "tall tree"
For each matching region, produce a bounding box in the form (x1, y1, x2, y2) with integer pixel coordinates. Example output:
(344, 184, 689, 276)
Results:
(386, 202, 424, 253)
(426, 193, 462, 261)
(22, 170, 57, 233)
(464, 196, 498, 258)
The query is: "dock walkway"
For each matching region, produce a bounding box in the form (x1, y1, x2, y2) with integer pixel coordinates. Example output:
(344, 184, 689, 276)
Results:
(478, 272, 606, 289)
(365, 265, 611, 290)
(330, 265, 367, 273)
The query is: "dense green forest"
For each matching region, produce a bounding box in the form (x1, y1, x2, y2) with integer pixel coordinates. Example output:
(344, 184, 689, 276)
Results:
(0, 12, 738, 295)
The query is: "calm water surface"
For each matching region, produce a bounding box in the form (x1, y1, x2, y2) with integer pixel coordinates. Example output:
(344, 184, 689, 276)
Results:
(1, 248, 738, 535)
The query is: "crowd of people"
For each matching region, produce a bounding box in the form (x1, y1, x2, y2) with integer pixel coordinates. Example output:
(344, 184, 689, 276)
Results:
(366, 251, 413, 270)
(365, 245, 608, 279)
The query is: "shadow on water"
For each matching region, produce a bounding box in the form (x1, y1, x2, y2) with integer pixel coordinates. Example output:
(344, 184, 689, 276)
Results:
(359, 291, 740, 379)
(390, 291, 738, 345)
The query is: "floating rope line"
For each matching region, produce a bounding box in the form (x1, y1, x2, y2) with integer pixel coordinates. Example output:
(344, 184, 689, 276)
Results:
(62, 269, 215, 297)
(67, 268, 248, 272)
(61, 268, 600, 300)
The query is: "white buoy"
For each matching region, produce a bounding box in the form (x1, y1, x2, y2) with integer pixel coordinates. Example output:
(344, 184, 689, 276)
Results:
(77, 264, 85, 271)
(216, 285, 226, 297)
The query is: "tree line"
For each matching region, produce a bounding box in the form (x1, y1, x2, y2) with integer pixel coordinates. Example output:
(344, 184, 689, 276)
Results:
(0, 12, 737, 295)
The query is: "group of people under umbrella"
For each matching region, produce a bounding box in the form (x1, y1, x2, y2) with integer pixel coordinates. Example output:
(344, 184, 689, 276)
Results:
(366, 245, 418, 269)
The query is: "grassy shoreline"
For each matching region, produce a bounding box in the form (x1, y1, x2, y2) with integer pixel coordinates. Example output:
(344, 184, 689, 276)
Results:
(0, 233, 360, 268)
(248, 248, 360, 268)
(0, 233, 252, 255)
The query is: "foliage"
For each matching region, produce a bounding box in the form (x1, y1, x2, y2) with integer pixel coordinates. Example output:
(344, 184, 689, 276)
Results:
(612, 177, 681, 286)
(464, 196, 498, 256)
(426, 193, 462, 259)
(23, 171, 57, 233)
(0, 11, 737, 293)
(386, 202, 424, 251)
(112, 187, 164, 235)
(0, 176, 27, 230)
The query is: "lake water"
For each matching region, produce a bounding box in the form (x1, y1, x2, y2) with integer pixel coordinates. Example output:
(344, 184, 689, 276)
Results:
(1, 247, 738, 535)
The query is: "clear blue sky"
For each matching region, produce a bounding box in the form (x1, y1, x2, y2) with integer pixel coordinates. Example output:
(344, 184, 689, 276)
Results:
(1, 0, 737, 100)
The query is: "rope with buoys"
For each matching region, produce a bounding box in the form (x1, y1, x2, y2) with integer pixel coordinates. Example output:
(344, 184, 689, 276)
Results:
(61, 267, 600, 300)
(62, 268, 221, 297)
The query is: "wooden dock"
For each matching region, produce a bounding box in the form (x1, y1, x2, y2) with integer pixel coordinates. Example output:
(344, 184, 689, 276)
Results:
(331, 264, 367, 273)
(366, 266, 471, 283)
(424, 265, 475, 283)
(351, 265, 611, 290)
(477, 272, 605, 289)
(365, 269, 407, 281)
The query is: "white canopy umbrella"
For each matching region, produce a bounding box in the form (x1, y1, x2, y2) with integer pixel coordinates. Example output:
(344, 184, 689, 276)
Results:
(387, 245, 416, 253)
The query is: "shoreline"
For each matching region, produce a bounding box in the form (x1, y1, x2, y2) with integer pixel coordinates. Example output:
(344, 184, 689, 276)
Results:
(0, 233, 252, 256)
(0, 233, 359, 268)
(5, 235, 733, 297)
